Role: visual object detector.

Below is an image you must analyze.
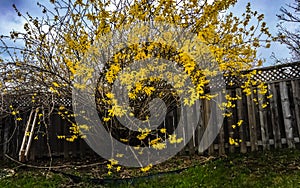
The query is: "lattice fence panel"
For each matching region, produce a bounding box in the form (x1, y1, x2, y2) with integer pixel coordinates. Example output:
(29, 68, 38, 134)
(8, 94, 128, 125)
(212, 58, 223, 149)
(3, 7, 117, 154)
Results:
(1, 62, 300, 109)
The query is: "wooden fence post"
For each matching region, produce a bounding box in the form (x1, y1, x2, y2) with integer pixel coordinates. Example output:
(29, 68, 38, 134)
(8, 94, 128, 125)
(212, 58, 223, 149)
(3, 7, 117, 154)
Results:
(269, 83, 282, 149)
(258, 92, 269, 150)
(247, 91, 258, 151)
(279, 81, 295, 148)
(291, 80, 300, 138)
(196, 99, 204, 154)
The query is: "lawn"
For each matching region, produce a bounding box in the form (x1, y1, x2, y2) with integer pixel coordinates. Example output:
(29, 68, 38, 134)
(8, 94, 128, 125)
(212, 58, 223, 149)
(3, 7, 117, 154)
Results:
(1, 149, 300, 187)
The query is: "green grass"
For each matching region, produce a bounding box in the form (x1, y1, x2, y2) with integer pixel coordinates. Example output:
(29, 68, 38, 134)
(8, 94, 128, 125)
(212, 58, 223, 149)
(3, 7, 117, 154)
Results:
(116, 153, 300, 187)
(1, 149, 300, 187)
(0, 171, 67, 188)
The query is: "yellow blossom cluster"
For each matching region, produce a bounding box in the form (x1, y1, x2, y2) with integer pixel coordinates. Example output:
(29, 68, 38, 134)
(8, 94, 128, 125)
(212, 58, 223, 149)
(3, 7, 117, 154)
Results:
(0, 0, 275, 171)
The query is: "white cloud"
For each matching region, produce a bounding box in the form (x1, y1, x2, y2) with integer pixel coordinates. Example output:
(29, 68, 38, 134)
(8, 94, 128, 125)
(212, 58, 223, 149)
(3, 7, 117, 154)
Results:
(0, 15, 26, 36)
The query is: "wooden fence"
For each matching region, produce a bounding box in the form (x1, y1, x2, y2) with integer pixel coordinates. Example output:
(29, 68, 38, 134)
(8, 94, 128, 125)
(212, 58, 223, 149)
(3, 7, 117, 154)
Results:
(0, 62, 299, 160)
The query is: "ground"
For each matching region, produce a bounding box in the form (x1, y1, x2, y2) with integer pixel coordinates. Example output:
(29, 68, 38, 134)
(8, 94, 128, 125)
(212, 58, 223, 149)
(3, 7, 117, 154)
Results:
(0, 149, 300, 187)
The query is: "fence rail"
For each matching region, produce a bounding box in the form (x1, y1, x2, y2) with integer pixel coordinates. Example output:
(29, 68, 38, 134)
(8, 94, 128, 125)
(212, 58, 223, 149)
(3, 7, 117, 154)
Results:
(0, 62, 299, 160)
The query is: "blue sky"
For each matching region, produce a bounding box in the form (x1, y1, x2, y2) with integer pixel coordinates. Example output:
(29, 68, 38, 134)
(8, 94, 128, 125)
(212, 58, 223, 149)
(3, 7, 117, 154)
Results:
(229, 0, 295, 65)
(0, 0, 297, 66)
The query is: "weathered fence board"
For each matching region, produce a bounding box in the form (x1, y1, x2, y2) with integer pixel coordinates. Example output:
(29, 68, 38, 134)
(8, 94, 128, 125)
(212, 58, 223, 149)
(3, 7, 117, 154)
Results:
(280, 81, 295, 148)
(269, 83, 282, 149)
(291, 80, 300, 138)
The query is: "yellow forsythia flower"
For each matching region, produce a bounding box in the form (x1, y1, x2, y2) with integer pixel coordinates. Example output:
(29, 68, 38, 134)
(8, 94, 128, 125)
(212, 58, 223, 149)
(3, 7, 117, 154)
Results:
(107, 164, 112, 169)
(169, 134, 183, 144)
(160, 128, 167, 133)
(109, 159, 118, 165)
(116, 166, 121, 172)
(237, 120, 243, 126)
(152, 142, 166, 150)
(141, 164, 153, 172)
(52, 82, 60, 87)
(229, 137, 235, 145)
